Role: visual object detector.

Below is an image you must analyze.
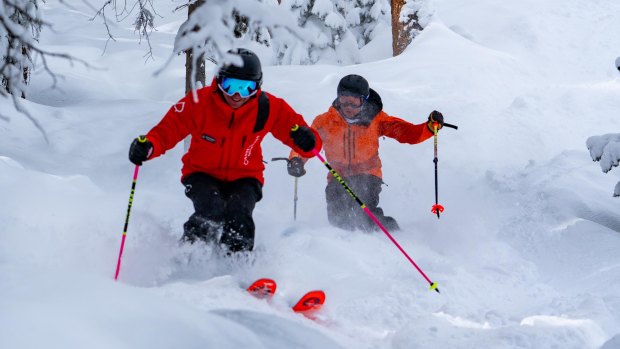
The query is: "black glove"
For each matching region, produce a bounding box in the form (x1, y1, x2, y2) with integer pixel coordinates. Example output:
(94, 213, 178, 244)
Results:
(287, 157, 306, 177)
(427, 110, 444, 132)
(290, 125, 316, 152)
(128, 136, 153, 166)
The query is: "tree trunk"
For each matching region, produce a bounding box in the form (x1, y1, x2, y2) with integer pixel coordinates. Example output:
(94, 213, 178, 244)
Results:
(391, 0, 423, 56)
(184, 0, 206, 151)
(21, 45, 30, 99)
(185, 0, 206, 95)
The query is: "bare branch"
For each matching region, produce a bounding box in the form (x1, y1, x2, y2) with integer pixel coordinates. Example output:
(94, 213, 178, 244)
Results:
(11, 92, 50, 143)
(89, 0, 117, 54)
(133, 1, 155, 61)
(93, 0, 156, 61)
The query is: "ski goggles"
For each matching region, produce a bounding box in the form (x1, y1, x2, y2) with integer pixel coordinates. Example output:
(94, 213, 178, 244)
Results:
(218, 77, 258, 98)
(337, 95, 364, 109)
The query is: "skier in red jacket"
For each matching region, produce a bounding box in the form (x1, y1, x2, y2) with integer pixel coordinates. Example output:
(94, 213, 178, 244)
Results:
(128, 48, 321, 253)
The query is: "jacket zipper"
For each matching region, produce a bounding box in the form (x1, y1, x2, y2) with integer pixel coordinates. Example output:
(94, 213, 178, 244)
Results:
(352, 129, 356, 159)
(218, 138, 226, 170)
(223, 112, 235, 179)
(347, 126, 352, 174)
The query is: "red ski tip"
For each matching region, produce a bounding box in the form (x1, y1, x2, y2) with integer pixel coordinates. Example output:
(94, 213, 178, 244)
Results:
(247, 278, 277, 299)
(292, 290, 325, 313)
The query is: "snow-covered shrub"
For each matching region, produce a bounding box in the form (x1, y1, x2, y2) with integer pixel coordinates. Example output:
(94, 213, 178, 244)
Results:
(586, 134, 620, 197)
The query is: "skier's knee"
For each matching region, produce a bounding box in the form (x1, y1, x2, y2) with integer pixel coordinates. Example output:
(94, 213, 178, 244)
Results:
(380, 216, 400, 231)
(327, 211, 356, 231)
(220, 213, 255, 252)
(182, 214, 221, 244)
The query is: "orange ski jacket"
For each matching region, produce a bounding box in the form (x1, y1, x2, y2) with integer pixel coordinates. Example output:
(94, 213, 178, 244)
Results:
(291, 89, 432, 179)
(146, 80, 321, 184)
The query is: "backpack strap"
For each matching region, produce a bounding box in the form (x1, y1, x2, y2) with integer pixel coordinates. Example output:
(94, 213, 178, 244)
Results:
(253, 92, 270, 133)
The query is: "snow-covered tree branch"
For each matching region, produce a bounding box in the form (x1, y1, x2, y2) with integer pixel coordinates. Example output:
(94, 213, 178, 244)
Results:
(94, 0, 396, 74)
(279, 0, 389, 64)
(159, 0, 312, 93)
(586, 133, 620, 197)
(1, 0, 86, 143)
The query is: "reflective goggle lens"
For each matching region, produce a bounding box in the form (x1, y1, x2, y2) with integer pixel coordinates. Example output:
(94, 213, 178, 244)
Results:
(219, 77, 258, 98)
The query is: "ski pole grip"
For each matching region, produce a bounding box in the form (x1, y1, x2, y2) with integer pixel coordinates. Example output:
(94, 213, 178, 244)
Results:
(271, 157, 291, 164)
(138, 135, 148, 143)
(444, 123, 458, 130)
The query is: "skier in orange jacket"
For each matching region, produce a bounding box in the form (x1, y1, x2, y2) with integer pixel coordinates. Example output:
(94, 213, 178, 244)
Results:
(288, 74, 444, 231)
(128, 48, 322, 252)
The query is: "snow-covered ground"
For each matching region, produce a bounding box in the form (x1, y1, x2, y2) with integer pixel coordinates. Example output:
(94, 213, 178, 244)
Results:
(1, 1, 620, 348)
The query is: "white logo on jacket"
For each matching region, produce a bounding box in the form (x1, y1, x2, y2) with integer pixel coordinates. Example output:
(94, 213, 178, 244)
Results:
(174, 102, 185, 113)
(243, 136, 261, 166)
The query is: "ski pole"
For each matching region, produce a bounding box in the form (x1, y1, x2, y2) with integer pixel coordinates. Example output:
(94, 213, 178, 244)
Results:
(431, 122, 458, 219)
(294, 177, 298, 220)
(271, 157, 298, 221)
(114, 160, 142, 280)
(291, 126, 440, 293)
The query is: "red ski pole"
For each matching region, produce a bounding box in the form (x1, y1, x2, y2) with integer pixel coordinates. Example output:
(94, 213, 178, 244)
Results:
(114, 163, 141, 281)
(292, 126, 439, 293)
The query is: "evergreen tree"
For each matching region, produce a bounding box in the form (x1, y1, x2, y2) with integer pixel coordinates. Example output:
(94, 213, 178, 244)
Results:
(336, 0, 388, 47)
(278, 0, 389, 65)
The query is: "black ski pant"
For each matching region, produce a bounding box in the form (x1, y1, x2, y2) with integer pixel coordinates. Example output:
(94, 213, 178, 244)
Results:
(325, 173, 399, 232)
(181, 172, 262, 252)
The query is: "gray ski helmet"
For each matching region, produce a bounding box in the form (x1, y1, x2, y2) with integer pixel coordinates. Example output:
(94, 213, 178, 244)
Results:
(337, 74, 369, 98)
(218, 48, 263, 86)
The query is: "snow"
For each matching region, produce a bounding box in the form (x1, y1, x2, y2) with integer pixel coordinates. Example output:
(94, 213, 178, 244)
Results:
(1, 0, 620, 348)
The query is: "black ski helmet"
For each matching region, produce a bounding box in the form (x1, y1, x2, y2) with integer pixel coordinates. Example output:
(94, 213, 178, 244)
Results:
(218, 48, 263, 86)
(337, 74, 369, 98)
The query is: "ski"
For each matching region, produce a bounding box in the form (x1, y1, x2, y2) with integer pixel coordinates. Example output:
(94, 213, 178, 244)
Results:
(246, 278, 277, 299)
(291, 290, 325, 314)
(246, 278, 325, 315)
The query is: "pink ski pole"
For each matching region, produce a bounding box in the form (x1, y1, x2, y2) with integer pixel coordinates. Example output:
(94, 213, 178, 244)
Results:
(291, 126, 439, 293)
(114, 164, 141, 280)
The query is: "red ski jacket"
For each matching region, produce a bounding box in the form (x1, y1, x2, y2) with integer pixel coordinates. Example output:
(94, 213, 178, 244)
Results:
(146, 81, 321, 184)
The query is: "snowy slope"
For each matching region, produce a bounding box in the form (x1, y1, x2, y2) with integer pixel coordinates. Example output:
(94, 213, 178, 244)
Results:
(1, 1, 620, 348)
